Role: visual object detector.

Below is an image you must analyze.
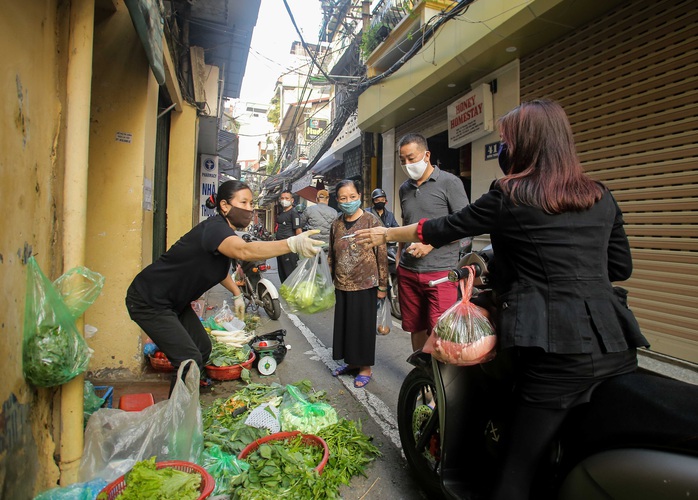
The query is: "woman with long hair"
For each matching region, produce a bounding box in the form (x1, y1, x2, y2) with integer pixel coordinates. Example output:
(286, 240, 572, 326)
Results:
(126, 180, 323, 393)
(356, 99, 649, 499)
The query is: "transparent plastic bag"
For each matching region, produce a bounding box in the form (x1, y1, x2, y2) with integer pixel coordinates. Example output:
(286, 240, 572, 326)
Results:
(23, 257, 92, 387)
(53, 266, 105, 319)
(279, 384, 337, 434)
(376, 298, 391, 335)
(33, 478, 108, 500)
(279, 252, 335, 314)
(424, 266, 496, 366)
(78, 360, 203, 482)
(202, 444, 249, 495)
(214, 300, 235, 325)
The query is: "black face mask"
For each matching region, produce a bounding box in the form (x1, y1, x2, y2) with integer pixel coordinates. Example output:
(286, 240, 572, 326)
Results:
(498, 143, 512, 174)
(373, 202, 386, 211)
(225, 206, 254, 229)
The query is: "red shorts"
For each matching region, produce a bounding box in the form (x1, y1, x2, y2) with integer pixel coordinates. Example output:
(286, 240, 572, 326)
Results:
(397, 267, 459, 334)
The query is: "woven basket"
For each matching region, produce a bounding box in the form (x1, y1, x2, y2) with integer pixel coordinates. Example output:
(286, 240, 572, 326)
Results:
(99, 460, 215, 499)
(205, 351, 255, 381)
(148, 354, 175, 372)
(238, 431, 329, 474)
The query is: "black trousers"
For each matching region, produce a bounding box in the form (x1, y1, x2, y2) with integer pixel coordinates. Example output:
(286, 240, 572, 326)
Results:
(125, 285, 211, 392)
(276, 252, 299, 283)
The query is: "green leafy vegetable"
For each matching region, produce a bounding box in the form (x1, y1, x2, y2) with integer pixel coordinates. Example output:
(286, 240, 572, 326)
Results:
(116, 457, 201, 500)
(23, 324, 91, 387)
(207, 341, 251, 367)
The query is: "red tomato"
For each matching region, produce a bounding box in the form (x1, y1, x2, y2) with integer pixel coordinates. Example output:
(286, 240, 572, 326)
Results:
(259, 341, 268, 347)
(154, 351, 167, 359)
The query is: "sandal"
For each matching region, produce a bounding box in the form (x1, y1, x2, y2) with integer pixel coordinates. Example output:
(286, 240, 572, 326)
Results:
(332, 364, 358, 377)
(353, 373, 372, 388)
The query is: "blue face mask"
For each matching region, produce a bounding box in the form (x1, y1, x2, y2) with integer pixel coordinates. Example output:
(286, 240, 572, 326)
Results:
(339, 199, 362, 216)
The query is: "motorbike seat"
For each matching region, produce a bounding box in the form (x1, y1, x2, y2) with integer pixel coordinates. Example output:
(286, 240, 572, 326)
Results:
(563, 371, 698, 459)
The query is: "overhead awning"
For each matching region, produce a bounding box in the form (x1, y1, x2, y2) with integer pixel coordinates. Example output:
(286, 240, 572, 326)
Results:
(292, 172, 324, 202)
(312, 155, 342, 175)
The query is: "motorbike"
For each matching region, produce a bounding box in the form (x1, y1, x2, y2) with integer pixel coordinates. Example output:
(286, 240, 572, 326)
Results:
(233, 231, 281, 320)
(249, 222, 273, 242)
(387, 244, 401, 319)
(398, 248, 698, 500)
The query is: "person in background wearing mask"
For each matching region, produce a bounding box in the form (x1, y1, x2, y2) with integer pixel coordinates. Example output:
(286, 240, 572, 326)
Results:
(300, 189, 338, 249)
(397, 133, 469, 351)
(328, 179, 388, 388)
(275, 190, 303, 282)
(126, 180, 323, 394)
(365, 188, 400, 229)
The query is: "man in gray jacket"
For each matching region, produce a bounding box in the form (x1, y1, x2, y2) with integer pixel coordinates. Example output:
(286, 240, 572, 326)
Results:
(300, 189, 338, 247)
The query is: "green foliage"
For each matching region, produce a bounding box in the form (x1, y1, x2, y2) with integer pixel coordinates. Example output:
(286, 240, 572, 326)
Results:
(360, 23, 390, 59)
(267, 95, 280, 127)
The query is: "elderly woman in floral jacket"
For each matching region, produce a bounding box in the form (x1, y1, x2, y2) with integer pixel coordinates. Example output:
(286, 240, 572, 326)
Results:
(328, 179, 388, 388)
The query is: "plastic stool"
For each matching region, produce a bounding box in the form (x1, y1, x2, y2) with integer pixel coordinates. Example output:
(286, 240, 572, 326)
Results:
(118, 393, 155, 412)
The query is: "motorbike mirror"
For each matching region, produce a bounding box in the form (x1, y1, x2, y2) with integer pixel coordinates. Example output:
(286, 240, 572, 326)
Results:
(456, 251, 489, 276)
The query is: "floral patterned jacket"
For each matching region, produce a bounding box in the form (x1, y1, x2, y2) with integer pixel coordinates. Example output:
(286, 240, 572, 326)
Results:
(329, 211, 388, 292)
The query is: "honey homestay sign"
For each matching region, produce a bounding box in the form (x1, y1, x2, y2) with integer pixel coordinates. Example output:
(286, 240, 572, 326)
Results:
(447, 83, 494, 149)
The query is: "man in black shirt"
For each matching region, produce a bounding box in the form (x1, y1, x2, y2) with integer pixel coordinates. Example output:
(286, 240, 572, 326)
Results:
(275, 190, 302, 282)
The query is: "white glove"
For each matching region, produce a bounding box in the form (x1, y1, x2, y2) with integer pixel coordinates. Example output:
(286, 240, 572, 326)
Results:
(233, 295, 245, 319)
(287, 229, 325, 258)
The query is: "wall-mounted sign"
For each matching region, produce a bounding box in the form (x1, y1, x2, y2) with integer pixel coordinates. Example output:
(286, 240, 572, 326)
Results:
(485, 141, 501, 161)
(199, 154, 219, 223)
(305, 118, 327, 141)
(447, 83, 494, 149)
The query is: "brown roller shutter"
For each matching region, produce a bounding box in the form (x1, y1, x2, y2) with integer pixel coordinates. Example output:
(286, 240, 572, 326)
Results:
(520, 0, 698, 363)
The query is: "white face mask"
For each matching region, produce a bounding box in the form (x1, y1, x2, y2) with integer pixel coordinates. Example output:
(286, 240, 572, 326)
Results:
(279, 199, 292, 208)
(402, 153, 428, 180)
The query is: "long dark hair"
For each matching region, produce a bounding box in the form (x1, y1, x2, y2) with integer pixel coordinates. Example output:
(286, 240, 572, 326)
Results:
(205, 180, 252, 213)
(497, 99, 603, 213)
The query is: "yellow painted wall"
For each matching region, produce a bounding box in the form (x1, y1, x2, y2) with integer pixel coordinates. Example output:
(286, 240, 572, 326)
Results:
(84, 2, 156, 376)
(167, 104, 199, 246)
(0, 0, 68, 494)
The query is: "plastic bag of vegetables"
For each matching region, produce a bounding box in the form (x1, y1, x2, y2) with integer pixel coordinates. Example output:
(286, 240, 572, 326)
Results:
(23, 257, 92, 387)
(279, 384, 337, 434)
(279, 251, 335, 314)
(423, 265, 496, 366)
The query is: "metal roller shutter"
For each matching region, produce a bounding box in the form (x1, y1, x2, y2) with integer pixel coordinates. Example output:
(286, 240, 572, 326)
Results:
(520, 0, 698, 362)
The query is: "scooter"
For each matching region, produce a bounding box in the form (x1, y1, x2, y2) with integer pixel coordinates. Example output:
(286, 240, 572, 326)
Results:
(397, 248, 698, 500)
(387, 244, 401, 320)
(233, 231, 281, 320)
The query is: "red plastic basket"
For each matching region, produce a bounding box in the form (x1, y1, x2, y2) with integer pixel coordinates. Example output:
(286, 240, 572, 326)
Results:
(238, 431, 330, 474)
(148, 354, 175, 372)
(205, 351, 255, 381)
(99, 460, 215, 499)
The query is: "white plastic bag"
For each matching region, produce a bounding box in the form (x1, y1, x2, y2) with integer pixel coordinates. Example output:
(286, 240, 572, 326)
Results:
(78, 360, 203, 482)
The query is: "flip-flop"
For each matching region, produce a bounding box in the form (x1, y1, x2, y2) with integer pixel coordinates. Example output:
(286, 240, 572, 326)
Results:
(353, 373, 372, 388)
(332, 364, 358, 377)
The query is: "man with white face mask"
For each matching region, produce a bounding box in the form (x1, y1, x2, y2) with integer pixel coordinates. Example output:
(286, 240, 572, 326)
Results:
(275, 190, 303, 282)
(397, 133, 469, 351)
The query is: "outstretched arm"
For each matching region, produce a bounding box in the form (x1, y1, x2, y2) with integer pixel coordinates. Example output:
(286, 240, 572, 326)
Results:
(355, 223, 419, 248)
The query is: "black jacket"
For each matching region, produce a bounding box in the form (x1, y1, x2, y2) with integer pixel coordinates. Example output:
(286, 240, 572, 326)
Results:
(422, 185, 649, 354)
